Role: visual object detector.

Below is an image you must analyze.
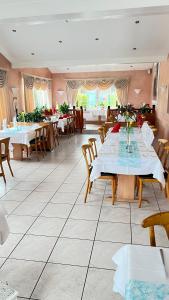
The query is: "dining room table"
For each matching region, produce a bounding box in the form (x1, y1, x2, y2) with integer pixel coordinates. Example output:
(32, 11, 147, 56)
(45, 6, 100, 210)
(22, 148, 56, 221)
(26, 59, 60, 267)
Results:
(112, 244, 169, 299)
(90, 123, 165, 201)
(0, 124, 40, 160)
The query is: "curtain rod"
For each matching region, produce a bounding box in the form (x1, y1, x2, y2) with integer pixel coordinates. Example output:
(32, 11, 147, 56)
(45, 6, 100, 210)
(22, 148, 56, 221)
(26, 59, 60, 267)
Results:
(21, 72, 52, 81)
(64, 76, 130, 81)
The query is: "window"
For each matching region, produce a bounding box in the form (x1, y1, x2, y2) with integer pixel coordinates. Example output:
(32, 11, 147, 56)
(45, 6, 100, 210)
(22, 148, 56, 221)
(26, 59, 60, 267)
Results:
(33, 87, 51, 109)
(76, 86, 119, 108)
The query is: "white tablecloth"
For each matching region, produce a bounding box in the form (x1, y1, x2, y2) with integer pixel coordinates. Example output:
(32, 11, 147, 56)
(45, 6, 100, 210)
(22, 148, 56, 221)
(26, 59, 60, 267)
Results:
(91, 127, 165, 186)
(112, 245, 169, 297)
(0, 125, 39, 146)
(57, 118, 68, 132)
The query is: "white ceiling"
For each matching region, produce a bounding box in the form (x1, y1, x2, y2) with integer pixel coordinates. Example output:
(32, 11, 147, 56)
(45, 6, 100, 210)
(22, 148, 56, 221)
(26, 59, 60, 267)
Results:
(0, 0, 169, 73)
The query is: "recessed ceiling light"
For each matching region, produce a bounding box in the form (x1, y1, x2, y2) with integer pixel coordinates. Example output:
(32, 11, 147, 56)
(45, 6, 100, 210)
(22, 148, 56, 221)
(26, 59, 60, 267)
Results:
(12, 29, 16, 32)
(135, 20, 140, 24)
(31, 52, 35, 55)
(133, 47, 137, 50)
(95, 38, 99, 41)
(58, 40, 63, 44)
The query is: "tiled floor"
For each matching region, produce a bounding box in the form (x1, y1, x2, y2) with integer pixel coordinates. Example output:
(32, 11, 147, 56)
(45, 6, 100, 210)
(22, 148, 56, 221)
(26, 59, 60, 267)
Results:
(0, 134, 168, 300)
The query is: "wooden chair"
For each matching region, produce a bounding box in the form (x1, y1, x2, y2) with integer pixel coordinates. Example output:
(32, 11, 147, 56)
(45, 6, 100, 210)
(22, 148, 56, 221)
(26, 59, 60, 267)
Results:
(156, 139, 168, 159)
(69, 116, 75, 134)
(88, 138, 97, 159)
(142, 212, 169, 246)
(0, 138, 14, 183)
(137, 146, 169, 207)
(52, 121, 59, 147)
(42, 124, 50, 153)
(98, 127, 104, 144)
(29, 127, 44, 160)
(82, 144, 117, 204)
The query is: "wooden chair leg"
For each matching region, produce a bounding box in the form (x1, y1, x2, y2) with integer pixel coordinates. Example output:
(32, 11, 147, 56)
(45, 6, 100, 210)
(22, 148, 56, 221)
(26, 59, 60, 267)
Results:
(7, 158, 14, 177)
(88, 181, 93, 193)
(84, 179, 90, 203)
(138, 179, 143, 208)
(0, 162, 6, 183)
(112, 178, 116, 205)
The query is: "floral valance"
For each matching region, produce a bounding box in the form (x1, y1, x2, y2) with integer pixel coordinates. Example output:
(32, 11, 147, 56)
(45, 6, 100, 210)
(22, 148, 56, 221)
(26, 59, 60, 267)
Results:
(23, 75, 51, 90)
(0, 69, 7, 88)
(66, 78, 129, 91)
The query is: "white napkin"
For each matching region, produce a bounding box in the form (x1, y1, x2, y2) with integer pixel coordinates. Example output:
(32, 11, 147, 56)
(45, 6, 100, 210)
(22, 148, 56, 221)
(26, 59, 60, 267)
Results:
(0, 205, 9, 245)
(141, 122, 154, 147)
(2, 119, 7, 130)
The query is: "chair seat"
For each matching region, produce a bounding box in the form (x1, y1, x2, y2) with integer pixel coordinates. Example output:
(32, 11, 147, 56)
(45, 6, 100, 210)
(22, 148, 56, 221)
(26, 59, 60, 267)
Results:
(0, 154, 7, 161)
(30, 139, 35, 145)
(164, 171, 168, 179)
(101, 172, 116, 177)
(139, 174, 154, 179)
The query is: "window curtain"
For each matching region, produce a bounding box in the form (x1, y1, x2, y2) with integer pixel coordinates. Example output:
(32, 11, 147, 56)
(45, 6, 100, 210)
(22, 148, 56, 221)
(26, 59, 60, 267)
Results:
(0, 69, 11, 124)
(66, 78, 128, 105)
(114, 79, 129, 105)
(23, 75, 52, 112)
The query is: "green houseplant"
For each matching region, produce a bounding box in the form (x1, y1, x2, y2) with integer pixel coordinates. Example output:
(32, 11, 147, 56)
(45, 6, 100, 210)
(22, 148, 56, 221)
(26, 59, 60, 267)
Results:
(59, 102, 69, 114)
(17, 107, 45, 123)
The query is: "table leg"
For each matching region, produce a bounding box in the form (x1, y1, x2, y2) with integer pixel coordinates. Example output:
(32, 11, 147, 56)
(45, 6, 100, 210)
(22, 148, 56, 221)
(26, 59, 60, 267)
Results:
(12, 143, 24, 160)
(117, 175, 135, 201)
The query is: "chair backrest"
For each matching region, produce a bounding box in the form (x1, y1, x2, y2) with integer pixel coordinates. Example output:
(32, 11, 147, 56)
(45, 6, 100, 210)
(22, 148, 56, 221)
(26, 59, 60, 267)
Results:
(163, 146, 169, 171)
(42, 125, 50, 140)
(142, 212, 169, 246)
(81, 144, 93, 177)
(88, 138, 97, 159)
(0, 137, 10, 159)
(35, 127, 43, 142)
(98, 127, 104, 144)
(156, 139, 168, 159)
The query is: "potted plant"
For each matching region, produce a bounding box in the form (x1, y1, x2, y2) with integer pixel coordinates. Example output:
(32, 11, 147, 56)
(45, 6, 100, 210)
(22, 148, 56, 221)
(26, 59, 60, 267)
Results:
(59, 102, 69, 115)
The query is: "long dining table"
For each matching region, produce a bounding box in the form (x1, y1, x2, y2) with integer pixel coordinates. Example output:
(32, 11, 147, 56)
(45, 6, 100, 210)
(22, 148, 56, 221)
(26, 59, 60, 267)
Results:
(0, 124, 40, 160)
(91, 125, 165, 201)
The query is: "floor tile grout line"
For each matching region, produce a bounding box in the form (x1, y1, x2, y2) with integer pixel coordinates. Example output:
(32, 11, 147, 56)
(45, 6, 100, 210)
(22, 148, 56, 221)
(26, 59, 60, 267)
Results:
(80, 181, 107, 300)
(0, 148, 83, 273)
(29, 162, 88, 299)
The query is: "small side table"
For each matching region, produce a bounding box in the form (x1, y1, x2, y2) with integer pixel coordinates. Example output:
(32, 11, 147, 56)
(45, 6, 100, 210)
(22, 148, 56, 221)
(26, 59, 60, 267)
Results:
(0, 281, 18, 299)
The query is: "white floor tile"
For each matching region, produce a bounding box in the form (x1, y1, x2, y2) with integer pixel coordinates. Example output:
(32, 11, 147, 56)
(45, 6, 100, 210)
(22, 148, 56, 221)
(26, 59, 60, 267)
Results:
(57, 183, 83, 193)
(131, 224, 150, 245)
(131, 208, 157, 225)
(51, 192, 78, 204)
(49, 238, 93, 266)
(32, 263, 87, 300)
(70, 204, 100, 221)
(83, 268, 122, 300)
(96, 222, 131, 243)
(61, 219, 97, 240)
(10, 235, 56, 262)
(25, 191, 55, 202)
(0, 201, 20, 214)
(0, 259, 45, 298)
(0, 190, 31, 202)
(90, 241, 123, 269)
(14, 181, 40, 191)
(41, 203, 72, 218)
(28, 216, 66, 236)
(7, 215, 36, 234)
(100, 207, 130, 223)
(0, 233, 23, 257)
(12, 201, 47, 216)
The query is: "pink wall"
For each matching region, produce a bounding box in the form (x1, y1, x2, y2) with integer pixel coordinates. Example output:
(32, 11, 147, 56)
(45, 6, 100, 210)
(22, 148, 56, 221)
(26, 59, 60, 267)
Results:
(0, 53, 52, 116)
(156, 60, 169, 139)
(52, 70, 153, 107)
